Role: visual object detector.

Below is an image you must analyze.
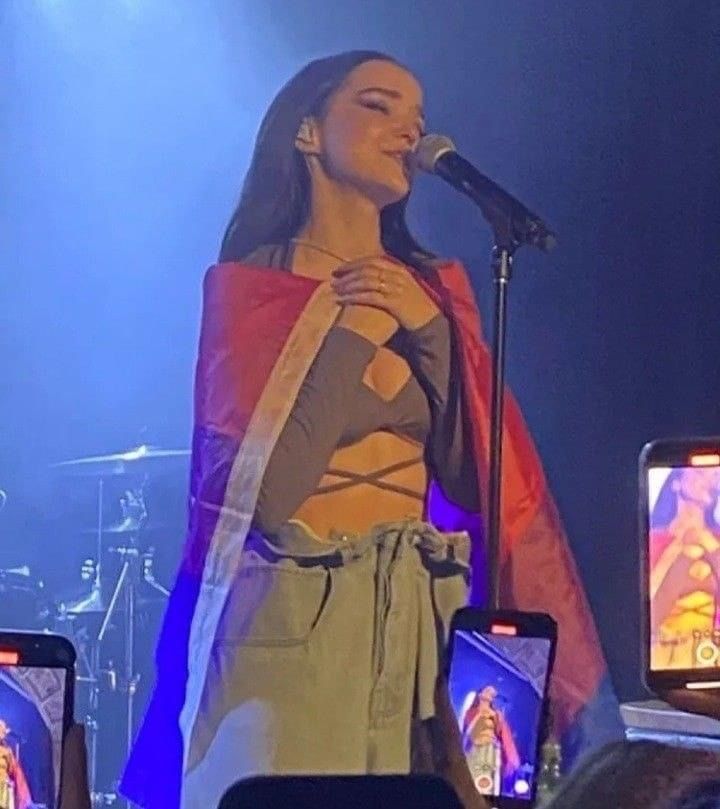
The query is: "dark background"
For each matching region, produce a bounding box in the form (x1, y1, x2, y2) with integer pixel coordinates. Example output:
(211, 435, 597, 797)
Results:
(2, 1, 719, 704)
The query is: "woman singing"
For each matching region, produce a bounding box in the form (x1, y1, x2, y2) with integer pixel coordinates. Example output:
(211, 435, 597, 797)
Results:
(0, 720, 31, 809)
(122, 50, 620, 808)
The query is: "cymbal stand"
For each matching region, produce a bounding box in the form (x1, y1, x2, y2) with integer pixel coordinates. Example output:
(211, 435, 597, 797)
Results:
(84, 476, 104, 803)
(92, 483, 148, 809)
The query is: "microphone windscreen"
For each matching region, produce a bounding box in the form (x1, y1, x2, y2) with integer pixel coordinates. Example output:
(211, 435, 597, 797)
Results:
(414, 134, 456, 173)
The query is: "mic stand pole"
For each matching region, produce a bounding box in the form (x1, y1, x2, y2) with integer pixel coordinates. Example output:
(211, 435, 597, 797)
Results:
(484, 211, 556, 608)
(486, 216, 518, 611)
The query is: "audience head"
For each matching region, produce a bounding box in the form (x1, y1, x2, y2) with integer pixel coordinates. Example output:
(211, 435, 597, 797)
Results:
(546, 741, 720, 809)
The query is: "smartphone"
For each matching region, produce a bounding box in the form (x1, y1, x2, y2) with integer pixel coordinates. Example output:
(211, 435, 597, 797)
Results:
(640, 437, 720, 692)
(446, 608, 557, 809)
(0, 631, 75, 809)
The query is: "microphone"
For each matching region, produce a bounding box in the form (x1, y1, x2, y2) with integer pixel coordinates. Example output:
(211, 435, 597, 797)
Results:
(414, 134, 557, 253)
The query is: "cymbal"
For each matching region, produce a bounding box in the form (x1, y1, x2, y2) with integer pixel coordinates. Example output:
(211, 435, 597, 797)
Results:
(51, 444, 190, 478)
(58, 583, 167, 616)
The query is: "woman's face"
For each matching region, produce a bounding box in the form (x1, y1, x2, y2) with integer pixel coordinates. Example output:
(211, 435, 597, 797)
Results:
(480, 686, 497, 703)
(313, 60, 425, 208)
(675, 468, 720, 509)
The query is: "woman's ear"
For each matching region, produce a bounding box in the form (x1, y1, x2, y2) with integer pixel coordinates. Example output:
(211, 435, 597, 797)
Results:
(295, 118, 321, 155)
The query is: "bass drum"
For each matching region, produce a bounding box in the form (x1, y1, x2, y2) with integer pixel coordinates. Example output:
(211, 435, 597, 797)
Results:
(0, 567, 48, 629)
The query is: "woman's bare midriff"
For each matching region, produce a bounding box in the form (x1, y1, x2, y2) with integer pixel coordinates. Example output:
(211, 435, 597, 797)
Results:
(291, 430, 428, 539)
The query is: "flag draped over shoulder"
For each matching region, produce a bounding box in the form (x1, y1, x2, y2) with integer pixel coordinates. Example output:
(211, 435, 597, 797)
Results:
(120, 260, 620, 809)
(420, 262, 622, 762)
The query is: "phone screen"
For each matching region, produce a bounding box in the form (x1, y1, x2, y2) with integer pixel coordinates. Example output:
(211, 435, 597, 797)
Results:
(0, 662, 68, 809)
(647, 463, 720, 673)
(448, 629, 552, 802)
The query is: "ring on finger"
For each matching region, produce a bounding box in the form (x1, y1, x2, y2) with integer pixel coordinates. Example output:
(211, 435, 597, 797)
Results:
(379, 270, 388, 296)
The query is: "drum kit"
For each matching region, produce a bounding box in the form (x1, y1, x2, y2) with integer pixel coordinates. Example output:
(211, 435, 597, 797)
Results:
(0, 444, 190, 807)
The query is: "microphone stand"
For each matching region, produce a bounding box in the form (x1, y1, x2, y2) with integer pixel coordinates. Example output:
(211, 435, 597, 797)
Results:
(486, 220, 515, 610)
(483, 210, 554, 609)
(418, 138, 557, 608)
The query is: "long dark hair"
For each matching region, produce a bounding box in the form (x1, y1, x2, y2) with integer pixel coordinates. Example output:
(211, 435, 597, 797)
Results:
(218, 50, 433, 268)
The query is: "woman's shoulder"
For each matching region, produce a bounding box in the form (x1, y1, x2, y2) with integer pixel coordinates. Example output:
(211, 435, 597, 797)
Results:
(203, 245, 317, 306)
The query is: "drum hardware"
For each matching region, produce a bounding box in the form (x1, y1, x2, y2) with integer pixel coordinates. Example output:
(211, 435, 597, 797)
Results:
(48, 443, 189, 807)
(85, 483, 148, 809)
(80, 521, 169, 535)
(50, 444, 190, 479)
(0, 566, 47, 628)
(89, 784, 119, 805)
(60, 563, 107, 616)
(91, 790, 118, 807)
(1, 565, 30, 575)
(141, 551, 170, 598)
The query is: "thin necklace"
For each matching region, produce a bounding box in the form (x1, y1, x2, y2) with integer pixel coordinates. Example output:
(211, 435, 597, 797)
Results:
(289, 238, 350, 264)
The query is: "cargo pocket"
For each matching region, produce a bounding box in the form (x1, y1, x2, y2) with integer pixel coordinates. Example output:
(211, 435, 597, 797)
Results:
(215, 552, 333, 647)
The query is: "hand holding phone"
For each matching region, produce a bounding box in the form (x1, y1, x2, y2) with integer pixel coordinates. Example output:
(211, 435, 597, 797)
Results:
(640, 438, 720, 692)
(430, 677, 492, 809)
(446, 609, 557, 809)
(60, 724, 91, 809)
(655, 687, 720, 721)
(0, 631, 76, 809)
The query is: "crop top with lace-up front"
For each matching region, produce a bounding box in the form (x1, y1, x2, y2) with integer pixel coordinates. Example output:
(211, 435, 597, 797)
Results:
(246, 244, 480, 535)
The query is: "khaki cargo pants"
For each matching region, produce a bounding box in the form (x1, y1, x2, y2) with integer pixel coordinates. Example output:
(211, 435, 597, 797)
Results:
(183, 519, 470, 809)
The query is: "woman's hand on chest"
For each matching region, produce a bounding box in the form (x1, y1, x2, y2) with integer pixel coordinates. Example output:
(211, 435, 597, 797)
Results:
(332, 255, 439, 331)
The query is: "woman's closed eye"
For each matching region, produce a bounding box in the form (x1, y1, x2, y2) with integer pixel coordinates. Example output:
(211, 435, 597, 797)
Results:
(360, 100, 426, 139)
(360, 99, 391, 114)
